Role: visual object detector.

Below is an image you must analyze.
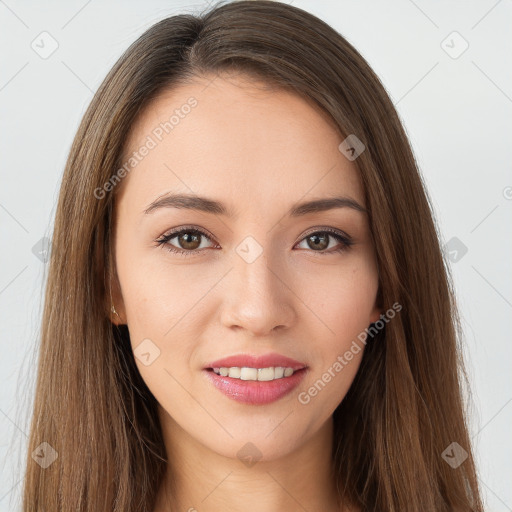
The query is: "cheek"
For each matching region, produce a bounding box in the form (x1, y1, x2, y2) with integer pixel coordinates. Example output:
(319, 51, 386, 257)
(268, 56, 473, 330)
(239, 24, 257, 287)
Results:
(117, 262, 198, 406)
(115, 248, 209, 380)
(295, 257, 378, 341)
(297, 347, 362, 437)
(293, 257, 377, 409)
(116, 243, 196, 333)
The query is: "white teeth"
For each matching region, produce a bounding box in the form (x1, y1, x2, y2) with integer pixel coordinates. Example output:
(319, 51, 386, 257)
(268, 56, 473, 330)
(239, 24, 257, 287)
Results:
(211, 366, 298, 381)
(240, 367, 258, 380)
(228, 367, 241, 378)
(257, 367, 274, 381)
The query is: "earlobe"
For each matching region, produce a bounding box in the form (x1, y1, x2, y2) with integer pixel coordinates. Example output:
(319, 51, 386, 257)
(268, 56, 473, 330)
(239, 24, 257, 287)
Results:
(109, 272, 126, 325)
(110, 302, 124, 325)
(369, 283, 383, 324)
(370, 308, 383, 325)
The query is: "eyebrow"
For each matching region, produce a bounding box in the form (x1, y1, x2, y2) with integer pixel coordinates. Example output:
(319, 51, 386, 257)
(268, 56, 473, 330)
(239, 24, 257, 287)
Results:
(144, 193, 367, 217)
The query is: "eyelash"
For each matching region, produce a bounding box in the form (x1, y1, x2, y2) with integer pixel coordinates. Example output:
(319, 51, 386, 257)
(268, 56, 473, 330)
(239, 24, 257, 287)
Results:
(155, 225, 354, 257)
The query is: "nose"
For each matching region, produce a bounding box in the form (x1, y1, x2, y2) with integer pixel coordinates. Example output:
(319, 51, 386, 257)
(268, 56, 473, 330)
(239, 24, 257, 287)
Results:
(219, 248, 296, 337)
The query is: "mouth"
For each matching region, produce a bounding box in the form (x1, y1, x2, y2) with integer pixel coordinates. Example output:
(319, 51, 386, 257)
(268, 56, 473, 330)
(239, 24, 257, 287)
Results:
(202, 353, 308, 405)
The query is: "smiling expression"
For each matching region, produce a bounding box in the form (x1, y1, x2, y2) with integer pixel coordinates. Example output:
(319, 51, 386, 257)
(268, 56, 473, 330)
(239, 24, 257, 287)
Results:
(111, 72, 382, 460)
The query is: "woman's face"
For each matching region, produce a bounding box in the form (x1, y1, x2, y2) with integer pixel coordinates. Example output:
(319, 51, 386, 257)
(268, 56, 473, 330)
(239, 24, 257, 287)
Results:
(112, 72, 381, 461)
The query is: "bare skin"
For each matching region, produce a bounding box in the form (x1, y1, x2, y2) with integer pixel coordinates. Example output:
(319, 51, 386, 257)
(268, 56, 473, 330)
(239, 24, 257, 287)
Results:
(111, 72, 379, 512)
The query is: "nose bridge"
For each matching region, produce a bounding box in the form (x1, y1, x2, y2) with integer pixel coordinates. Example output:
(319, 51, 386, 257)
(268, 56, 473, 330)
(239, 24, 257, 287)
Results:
(236, 241, 277, 296)
(220, 236, 294, 334)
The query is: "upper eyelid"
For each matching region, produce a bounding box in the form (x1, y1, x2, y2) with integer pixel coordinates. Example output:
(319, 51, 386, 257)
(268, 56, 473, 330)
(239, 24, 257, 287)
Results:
(159, 226, 216, 243)
(158, 225, 353, 245)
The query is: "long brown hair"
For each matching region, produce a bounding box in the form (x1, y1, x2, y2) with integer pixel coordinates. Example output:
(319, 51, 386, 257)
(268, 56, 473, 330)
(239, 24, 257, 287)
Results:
(21, 1, 483, 510)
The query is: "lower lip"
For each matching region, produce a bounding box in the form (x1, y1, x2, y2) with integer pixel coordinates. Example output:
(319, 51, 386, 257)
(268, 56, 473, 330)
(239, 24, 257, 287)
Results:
(203, 368, 308, 405)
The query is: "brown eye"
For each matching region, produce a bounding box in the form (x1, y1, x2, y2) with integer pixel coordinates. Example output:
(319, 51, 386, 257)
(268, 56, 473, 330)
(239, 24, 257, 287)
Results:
(176, 232, 202, 250)
(296, 229, 353, 255)
(156, 227, 215, 255)
(305, 233, 329, 251)
(156, 227, 353, 257)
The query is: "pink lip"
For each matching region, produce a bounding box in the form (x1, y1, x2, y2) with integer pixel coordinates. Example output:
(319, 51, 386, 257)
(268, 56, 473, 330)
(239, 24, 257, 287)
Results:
(204, 352, 306, 371)
(202, 352, 308, 406)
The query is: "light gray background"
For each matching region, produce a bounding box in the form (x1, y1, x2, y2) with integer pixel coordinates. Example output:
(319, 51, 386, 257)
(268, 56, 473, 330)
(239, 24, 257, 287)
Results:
(1, 0, 511, 510)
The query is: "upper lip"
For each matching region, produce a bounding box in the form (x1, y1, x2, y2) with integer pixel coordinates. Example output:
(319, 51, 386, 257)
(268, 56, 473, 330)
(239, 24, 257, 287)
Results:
(204, 352, 307, 371)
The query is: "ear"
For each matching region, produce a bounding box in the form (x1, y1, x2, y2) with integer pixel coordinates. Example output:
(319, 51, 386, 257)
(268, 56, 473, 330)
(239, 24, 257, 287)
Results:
(369, 305, 382, 324)
(109, 269, 127, 325)
(369, 283, 383, 324)
(101, 201, 127, 326)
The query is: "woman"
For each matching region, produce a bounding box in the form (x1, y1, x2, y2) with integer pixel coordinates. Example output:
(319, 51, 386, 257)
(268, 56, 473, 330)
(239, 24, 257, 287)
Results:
(22, 1, 484, 510)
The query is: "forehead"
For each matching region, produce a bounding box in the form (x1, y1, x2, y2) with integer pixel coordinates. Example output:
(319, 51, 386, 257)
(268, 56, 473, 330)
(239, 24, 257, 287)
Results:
(118, 73, 365, 212)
